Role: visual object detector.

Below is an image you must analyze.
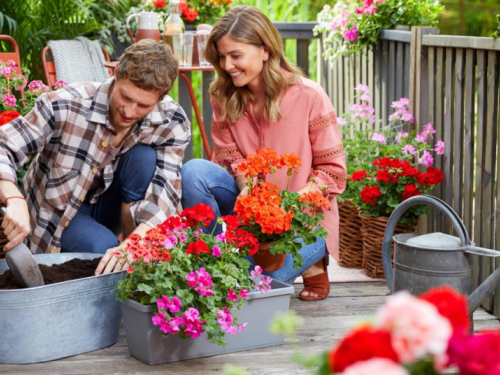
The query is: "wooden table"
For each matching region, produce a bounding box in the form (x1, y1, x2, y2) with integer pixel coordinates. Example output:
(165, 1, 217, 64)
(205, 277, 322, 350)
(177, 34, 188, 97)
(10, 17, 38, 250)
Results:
(105, 61, 214, 160)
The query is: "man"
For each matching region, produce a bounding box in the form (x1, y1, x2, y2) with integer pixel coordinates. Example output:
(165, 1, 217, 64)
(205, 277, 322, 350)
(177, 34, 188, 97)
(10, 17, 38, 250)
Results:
(0, 39, 190, 274)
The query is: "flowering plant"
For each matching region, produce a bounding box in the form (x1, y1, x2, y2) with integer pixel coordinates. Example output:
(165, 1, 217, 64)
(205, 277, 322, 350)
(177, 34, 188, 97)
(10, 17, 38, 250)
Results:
(0, 59, 67, 181)
(336, 84, 445, 225)
(0, 59, 67, 117)
(234, 148, 330, 270)
(314, 0, 444, 60)
(115, 203, 272, 347)
(312, 286, 500, 375)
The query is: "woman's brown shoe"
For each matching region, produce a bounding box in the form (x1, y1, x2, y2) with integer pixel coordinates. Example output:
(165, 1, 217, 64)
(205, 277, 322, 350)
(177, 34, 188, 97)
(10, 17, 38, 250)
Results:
(299, 257, 330, 301)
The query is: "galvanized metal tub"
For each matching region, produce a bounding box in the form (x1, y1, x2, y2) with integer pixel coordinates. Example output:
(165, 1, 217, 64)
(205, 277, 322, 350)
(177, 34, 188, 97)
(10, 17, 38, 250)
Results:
(0, 253, 123, 364)
(122, 279, 295, 365)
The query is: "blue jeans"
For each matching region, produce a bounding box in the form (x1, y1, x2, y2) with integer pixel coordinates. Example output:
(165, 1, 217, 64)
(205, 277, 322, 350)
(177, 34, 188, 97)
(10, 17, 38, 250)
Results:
(180, 158, 327, 285)
(61, 145, 156, 254)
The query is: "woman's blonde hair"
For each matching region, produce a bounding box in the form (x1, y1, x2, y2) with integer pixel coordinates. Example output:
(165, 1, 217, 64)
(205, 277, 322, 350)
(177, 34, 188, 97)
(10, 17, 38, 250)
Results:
(205, 5, 303, 123)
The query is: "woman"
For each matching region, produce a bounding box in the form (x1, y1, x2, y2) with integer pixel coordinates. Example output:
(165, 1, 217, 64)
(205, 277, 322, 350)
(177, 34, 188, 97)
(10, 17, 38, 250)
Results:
(181, 5, 347, 301)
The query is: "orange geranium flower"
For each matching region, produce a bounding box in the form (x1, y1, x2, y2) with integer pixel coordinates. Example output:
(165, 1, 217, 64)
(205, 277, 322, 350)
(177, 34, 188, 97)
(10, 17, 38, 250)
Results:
(299, 191, 330, 210)
(280, 152, 302, 170)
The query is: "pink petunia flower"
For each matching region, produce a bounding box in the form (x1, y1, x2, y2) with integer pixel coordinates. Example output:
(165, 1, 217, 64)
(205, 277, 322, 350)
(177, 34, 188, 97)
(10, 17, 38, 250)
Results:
(434, 140, 445, 155)
(402, 145, 416, 156)
(418, 150, 434, 168)
(215, 232, 226, 242)
(415, 133, 427, 143)
(345, 26, 359, 41)
(376, 291, 452, 363)
(371, 132, 386, 145)
(256, 275, 272, 294)
(395, 131, 408, 144)
(54, 80, 68, 89)
(2, 94, 16, 108)
(212, 245, 221, 258)
(240, 289, 249, 299)
(228, 289, 238, 301)
(250, 265, 263, 278)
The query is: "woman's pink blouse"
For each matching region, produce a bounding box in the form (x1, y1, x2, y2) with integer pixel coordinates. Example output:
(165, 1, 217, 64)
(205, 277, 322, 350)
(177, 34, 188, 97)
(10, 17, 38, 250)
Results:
(210, 76, 347, 260)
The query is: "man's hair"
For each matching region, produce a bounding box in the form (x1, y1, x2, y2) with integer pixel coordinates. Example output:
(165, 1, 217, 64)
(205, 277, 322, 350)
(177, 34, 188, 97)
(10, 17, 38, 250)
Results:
(116, 39, 178, 100)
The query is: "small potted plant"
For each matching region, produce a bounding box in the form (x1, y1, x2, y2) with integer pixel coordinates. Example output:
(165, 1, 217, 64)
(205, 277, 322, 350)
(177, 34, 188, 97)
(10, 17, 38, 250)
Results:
(348, 117, 445, 278)
(234, 148, 330, 272)
(114, 203, 295, 365)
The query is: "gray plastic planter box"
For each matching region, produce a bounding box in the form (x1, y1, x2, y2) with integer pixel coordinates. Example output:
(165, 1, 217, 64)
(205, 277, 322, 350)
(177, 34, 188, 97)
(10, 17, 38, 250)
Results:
(122, 279, 295, 365)
(0, 253, 123, 364)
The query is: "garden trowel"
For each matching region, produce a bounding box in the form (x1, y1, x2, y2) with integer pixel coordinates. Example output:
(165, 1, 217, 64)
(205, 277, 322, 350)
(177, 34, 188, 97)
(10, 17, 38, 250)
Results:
(1, 207, 44, 288)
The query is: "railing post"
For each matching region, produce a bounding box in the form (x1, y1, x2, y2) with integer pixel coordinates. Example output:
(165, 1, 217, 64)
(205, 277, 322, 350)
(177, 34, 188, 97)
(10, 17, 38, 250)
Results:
(409, 26, 438, 133)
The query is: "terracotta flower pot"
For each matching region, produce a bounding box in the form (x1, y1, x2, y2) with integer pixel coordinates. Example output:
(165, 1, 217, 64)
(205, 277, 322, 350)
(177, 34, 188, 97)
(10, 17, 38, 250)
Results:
(252, 242, 286, 272)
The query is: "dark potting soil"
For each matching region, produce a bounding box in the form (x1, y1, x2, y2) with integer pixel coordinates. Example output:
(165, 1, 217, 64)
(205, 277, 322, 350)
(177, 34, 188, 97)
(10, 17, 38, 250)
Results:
(0, 257, 102, 290)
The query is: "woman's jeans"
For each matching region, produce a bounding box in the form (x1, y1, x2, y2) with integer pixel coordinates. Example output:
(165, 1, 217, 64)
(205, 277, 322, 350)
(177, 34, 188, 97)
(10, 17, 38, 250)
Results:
(181, 158, 327, 285)
(61, 145, 156, 254)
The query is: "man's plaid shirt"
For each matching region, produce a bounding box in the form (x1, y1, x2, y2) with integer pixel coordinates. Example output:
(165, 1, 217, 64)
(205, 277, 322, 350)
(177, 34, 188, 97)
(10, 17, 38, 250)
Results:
(0, 78, 190, 254)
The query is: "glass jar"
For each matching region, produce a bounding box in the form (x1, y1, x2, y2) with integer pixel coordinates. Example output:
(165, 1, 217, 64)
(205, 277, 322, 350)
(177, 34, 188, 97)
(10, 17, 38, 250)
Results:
(163, 0, 185, 51)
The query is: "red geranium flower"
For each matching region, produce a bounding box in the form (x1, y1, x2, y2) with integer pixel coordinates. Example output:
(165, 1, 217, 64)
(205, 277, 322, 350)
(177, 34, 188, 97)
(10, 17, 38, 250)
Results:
(350, 170, 371, 181)
(0, 110, 21, 126)
(185, 240, 211, 256)
(328, 326, 399, 373)
(401, 184, 420, 200)
(152, 0, 165, 7)
(226, 229, 259, 256)
(360, 185, 382, 205)
(159, 216, 185, 233)
(181, 203, 215, 227)
(419, 286, 470, 335)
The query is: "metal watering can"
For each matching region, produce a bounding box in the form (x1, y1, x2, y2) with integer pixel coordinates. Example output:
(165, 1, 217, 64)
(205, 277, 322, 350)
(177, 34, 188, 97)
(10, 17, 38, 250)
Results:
(382, 195, 500, 313)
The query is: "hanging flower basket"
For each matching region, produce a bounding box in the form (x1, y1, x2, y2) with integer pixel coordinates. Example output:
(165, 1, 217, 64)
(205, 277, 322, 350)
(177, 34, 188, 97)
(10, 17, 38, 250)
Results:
(359, 213, 417, 279)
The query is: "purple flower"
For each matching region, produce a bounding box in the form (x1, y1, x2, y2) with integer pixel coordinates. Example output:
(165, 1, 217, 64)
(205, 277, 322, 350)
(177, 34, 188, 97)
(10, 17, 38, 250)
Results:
(215, 233, 226, 242)
(212, 245, 221, 258)
(345, 26, 359, 41)
(2, 94, 16, 108)
(402, 145, 417, 156)
(371, 132, 386, 145)
(434, 140, 445, 155)
(418, 150, 434, 168)
(183, 307, 200, 323)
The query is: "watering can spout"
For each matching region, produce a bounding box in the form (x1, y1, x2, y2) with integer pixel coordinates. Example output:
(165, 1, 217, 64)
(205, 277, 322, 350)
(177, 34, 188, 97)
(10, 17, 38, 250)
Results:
(468, 266, 500, 313)
(382, 195, 500, 314)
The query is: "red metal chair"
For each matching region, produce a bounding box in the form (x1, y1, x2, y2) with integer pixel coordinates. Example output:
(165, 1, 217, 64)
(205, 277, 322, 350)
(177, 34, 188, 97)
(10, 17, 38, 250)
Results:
(0, 35, 22, 74)
(42, 45, 113, 89)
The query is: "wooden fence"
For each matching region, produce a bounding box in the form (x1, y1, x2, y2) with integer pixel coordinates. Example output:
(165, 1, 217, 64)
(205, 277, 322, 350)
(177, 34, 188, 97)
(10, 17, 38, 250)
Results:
(319, 26, 500, 316)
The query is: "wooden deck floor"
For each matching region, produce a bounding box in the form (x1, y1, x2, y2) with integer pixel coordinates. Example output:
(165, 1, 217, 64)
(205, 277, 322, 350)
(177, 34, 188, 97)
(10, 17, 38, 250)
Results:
(2, 282, 499, 374)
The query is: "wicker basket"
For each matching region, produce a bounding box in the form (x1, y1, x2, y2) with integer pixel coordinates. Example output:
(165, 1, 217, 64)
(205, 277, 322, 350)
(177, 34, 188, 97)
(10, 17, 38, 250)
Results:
(0, 203, 6, 260)
(360, 213, 417, 279)
(338, 201, 364, 268)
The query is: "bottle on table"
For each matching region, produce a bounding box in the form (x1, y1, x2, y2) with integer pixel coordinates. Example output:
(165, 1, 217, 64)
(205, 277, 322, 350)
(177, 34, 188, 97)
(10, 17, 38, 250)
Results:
(163, 0, 185, 52)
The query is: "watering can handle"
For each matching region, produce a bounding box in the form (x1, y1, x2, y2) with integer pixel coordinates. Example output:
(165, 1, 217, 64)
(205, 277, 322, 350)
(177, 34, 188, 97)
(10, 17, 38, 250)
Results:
(126, 13, 140, 44)
(382, 195, 470, 294)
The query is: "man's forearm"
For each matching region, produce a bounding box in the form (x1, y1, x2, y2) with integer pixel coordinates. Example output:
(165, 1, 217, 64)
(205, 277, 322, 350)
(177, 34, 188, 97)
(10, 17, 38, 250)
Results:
(0, 180, 24, 203)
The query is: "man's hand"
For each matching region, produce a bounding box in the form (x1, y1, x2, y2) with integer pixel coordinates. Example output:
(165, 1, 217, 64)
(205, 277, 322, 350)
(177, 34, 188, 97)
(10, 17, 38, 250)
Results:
(2, 198, 31, 251)
(94, 244, 133, 275)
(94, 222, 152, 275)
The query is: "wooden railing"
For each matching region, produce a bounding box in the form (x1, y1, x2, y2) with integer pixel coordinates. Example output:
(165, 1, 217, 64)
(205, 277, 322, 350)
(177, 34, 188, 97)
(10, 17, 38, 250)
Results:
(319, 26, 500, 317)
